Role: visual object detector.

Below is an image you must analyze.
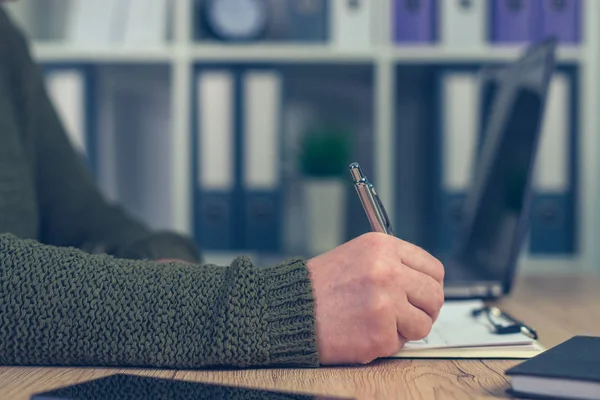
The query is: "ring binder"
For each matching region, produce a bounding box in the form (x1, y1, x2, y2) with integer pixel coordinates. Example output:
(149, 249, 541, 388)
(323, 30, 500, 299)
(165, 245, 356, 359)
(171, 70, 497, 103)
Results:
(471, 306, 539, 340)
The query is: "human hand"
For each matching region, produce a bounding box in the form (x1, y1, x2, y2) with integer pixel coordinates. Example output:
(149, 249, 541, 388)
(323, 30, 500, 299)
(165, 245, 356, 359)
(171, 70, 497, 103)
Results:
(306, 232, 445, 365)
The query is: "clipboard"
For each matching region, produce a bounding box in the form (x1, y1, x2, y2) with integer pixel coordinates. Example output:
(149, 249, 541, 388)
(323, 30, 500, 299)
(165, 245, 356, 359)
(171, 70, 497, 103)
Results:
(389, 300, 545, 359)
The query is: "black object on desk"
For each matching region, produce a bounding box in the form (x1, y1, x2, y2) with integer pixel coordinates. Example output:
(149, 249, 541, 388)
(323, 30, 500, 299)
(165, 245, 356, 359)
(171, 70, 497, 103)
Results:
(471, 305, 538, 340)
(505, 335, 600, 400)
(31, 373, 354, 400)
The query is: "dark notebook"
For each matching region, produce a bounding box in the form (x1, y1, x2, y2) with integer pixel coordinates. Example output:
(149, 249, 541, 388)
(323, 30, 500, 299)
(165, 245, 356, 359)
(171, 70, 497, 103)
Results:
(505, 335, 600, 400)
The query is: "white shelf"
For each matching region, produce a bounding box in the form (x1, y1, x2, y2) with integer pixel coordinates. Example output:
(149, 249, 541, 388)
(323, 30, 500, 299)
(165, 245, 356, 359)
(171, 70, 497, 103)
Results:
(32, 43, 175, 63)
(189, 44, 375, 63)
(391, 45, 583, 63)
(31, 43, 583, 64)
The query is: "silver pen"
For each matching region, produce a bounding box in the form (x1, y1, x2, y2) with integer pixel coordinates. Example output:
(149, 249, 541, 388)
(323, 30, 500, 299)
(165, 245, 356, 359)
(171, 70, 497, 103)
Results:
(349, 162, 394, 235)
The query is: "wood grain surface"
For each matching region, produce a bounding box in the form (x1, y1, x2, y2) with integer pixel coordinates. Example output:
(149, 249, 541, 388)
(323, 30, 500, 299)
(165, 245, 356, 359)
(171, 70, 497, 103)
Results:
(1, 273, 599, 400)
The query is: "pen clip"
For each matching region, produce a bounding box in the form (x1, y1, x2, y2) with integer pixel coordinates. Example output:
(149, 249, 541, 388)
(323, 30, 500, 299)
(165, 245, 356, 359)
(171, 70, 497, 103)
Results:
(369, 184, 393, 235)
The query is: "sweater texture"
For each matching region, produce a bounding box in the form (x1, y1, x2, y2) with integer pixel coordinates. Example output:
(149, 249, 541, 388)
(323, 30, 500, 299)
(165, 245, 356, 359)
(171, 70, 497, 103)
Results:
(0, 8, 319, 368)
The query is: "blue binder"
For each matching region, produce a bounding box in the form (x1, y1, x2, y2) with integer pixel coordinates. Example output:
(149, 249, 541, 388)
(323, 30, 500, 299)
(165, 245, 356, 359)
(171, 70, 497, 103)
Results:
(193, 66, 283, 253)
(393, 67, 437, 249)
(539, 0, 581, 44)
(41, 64, 97, 177)
(193, 67, 239, 251)
(490, 0, 540, 44)
(393, 0, 436, 43)
(433, 67, 482, 253)
(528, 68, 577, 255)
(239, 68, 283, 252)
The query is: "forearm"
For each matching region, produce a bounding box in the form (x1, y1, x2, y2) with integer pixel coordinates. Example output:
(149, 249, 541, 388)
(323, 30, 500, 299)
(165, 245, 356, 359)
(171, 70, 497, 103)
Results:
(0, 234, 318, 368)
(3, 13, 199, 262)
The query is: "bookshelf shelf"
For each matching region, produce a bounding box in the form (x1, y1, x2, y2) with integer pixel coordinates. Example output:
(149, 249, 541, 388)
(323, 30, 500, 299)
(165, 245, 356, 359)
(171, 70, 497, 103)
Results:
(30, 43, 583, 65)
(189, 44, 375, 63)
(390, 45, 583, 63)
(32, 43, 175, 63)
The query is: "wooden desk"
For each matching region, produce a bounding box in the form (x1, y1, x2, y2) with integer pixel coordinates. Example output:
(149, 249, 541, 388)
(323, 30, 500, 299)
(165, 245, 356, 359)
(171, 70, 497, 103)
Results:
(2, 273, 599, 400)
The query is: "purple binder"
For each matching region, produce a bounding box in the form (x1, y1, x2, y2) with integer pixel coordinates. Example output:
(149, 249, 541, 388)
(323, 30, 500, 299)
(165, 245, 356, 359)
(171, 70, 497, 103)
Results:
(491, 0, 539, 43)
(393, 0, 435, 43)
(540, 0, 580, 43)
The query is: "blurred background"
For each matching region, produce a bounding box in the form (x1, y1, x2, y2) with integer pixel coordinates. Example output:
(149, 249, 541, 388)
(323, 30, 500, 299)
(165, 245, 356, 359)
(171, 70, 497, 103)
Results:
(3, 0, 598, 274)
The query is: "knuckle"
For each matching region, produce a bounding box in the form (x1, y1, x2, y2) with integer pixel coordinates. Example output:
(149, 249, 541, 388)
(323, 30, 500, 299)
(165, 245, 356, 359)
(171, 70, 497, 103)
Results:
(365, 261, 393, 288)
(416, 319, 433, 339)
(406, 319, 433, 341)
(431, 283, 445, 311)
(367, 292, 391, 318)
(434, 258, 446, 281)
(436, 284, 446, 309)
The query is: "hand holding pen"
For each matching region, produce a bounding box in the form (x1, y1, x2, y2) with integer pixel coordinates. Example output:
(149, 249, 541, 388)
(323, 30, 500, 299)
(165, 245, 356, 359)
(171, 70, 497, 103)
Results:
(303, 162, 445, 365)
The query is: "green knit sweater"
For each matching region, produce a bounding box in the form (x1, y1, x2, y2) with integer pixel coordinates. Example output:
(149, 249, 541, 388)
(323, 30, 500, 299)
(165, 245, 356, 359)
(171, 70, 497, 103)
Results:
(0, 8, 319, 368)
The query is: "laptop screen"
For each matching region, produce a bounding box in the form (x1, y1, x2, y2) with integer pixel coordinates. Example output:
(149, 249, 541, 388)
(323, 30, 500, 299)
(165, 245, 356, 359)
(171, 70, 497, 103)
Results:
(457, 40, 557, 282)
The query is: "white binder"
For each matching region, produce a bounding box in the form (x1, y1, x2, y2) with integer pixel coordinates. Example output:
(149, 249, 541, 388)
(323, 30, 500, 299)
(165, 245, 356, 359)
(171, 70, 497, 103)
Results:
(99, 69, 173, 230)
(331, 0, 373, 50)
(197, 71, 235, 193)
(44, 70, 87, 156)
(123, 0, 168, 47)
(442, 72, 481, 193)
(534, 73, 569, 194)
(242, 70, 283, 250)
(195, 70, 237, 250)
(440, 0, 487, 48)
(67, 0, 119, 45)
(242, 71, 281, 192)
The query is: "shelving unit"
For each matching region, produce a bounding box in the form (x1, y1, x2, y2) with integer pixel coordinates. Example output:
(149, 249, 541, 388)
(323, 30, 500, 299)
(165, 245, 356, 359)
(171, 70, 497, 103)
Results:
(6, 0, 600, 272)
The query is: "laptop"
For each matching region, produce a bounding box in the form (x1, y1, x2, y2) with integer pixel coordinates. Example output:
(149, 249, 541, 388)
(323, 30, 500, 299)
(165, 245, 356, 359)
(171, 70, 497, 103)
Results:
(441, 38, 558, 300)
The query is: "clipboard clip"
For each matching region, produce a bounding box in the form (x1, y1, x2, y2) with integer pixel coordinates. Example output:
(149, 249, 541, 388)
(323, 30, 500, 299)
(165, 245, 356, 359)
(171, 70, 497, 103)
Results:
(471, 306, 538, 340)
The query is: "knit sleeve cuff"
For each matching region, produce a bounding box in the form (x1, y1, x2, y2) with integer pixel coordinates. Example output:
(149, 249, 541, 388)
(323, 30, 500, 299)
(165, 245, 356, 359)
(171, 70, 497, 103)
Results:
(259, 258, 320, 367)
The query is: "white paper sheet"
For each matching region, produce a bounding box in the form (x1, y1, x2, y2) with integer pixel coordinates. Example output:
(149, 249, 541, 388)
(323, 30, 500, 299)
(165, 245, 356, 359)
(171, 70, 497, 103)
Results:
(403, 300, 535, 350)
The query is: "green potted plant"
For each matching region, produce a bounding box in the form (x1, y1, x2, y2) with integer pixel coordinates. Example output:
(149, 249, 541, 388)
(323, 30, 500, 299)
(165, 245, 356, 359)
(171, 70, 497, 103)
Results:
(298, 127, 352, 256)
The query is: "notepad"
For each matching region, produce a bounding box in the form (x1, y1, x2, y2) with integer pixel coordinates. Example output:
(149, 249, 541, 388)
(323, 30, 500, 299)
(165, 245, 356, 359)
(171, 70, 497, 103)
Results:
(390, 300, 544, 359)
(506, 336, 600, 399)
